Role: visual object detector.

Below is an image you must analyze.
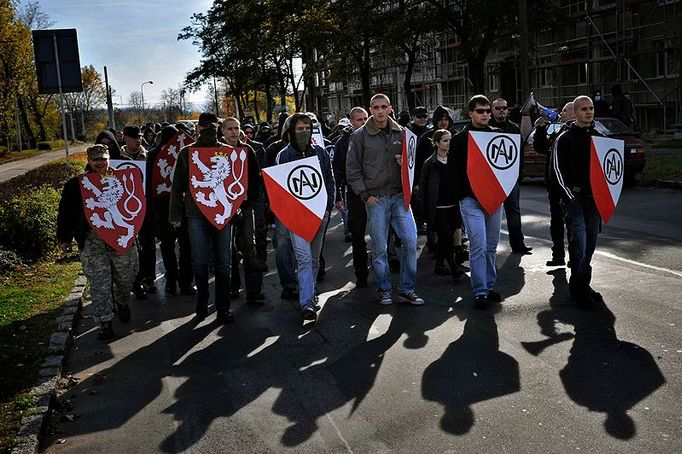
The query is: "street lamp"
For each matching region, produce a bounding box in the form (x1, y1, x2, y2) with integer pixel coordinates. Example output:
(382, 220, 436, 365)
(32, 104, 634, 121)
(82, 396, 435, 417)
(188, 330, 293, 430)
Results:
(140, 80, 153, 122)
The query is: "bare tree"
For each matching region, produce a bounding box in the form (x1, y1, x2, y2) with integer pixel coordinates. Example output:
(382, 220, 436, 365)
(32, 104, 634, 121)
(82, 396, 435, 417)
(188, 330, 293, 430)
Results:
(128, 91, 143, 124)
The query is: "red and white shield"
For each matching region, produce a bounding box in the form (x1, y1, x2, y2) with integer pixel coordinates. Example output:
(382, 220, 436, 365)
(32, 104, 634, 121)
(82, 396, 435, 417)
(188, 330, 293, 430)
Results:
(467, 131, 521, 214)
(189, 146, 249, 229)
(262, 156, 327, 242)
(152, 130, 193, 197)
(590, 136, 625, 224)
(401, 128, 417, 209)
(79, 167, 146, 254)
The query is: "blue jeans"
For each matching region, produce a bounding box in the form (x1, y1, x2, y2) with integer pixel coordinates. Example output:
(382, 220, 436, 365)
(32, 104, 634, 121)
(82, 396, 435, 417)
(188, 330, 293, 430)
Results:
(562, 195, 600, 296)
(366, 194, 418, 294)
(187, 216, 232, 311)
(459, 196, 503, 297)
(273, 219, 297, 291)
(290, 213, 329, 309)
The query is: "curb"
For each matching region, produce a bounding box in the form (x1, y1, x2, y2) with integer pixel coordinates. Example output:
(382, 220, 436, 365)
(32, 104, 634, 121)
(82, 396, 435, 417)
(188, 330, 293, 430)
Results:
(10, 274, 87, 454)
(640, 179, 682, 190)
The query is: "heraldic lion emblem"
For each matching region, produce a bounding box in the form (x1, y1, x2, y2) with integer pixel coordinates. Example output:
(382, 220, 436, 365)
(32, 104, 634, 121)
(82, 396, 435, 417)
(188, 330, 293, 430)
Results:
(191, 149, 247, 225)
(82, 172, 144, 248)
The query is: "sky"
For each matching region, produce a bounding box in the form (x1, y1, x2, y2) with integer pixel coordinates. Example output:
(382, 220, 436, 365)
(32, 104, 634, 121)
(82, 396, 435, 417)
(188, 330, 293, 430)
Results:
(39, 0, 213, 109)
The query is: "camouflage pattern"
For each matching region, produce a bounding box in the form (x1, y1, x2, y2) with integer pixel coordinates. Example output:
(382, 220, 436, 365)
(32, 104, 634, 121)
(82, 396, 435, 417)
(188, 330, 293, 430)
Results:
(80, 231, 139, 323)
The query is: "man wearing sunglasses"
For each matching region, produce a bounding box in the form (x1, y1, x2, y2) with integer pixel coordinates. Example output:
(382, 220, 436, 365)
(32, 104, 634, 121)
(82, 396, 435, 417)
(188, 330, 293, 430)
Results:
(489, 98, 533, 255)
(448, 95, 504, 309)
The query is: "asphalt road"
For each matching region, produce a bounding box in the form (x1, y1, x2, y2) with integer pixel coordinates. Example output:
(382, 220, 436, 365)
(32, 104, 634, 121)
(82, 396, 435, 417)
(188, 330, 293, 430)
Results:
(0, 144, 89, 183)
(44, 183, 682, 453)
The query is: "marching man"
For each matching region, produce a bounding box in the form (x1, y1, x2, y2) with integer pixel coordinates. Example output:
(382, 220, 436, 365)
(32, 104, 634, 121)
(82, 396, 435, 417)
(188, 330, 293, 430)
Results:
(57, 145, 142, 340)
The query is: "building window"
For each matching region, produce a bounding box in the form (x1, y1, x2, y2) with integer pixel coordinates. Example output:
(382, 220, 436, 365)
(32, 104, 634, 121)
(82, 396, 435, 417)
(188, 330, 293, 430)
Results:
(487, 65, 499, 92)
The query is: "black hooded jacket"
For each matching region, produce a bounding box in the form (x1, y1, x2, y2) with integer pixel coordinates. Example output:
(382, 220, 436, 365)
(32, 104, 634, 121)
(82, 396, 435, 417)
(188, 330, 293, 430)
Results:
(415, 105, 453, 187)
(95, 130, 122, 159)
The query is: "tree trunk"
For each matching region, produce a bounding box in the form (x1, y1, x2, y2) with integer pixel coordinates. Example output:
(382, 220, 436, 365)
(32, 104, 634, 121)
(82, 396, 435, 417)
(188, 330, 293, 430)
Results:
(18, 97, 36, 148)
(253, 89, 260, 120)
(403, 47, 416, 112)
(359, 34, 372, 108)
(467, 52, 487, 95)
(274, 58, 287, 108)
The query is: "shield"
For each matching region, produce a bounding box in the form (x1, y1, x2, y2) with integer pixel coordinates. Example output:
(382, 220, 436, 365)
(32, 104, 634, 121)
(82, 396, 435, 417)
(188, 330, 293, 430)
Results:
(188, 146, 249, 229)
(401, 128, 418, 209)
(310, 122, 325, 150)
(109, 159, 146, 194)
(590, 136, 625, 224)
(79, 167, 146, 254)
(152, 130, 193, 197)
(467, 131, 521, 214)
(262, 155, 327, 241)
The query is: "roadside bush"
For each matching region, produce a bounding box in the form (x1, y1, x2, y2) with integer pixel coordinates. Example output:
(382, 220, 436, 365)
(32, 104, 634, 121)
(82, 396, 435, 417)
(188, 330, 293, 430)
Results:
(37, 141, 52, 150)
(0, 248, 24, 275)
(0, 185, 61, 260)
(0, 155, 86, 203)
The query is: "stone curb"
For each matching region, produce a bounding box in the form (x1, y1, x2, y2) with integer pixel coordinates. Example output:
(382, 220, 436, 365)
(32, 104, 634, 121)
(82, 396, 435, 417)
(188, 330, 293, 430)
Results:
(10, 274, 86, 454)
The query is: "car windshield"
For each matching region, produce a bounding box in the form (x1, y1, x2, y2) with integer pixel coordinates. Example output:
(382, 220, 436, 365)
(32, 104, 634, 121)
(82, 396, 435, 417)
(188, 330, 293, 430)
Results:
(594, 118, 633, 136)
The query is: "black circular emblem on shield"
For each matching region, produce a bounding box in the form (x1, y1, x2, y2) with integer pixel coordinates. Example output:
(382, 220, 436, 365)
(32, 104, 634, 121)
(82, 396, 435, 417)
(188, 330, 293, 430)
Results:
(407, 136, 416, 169)
(115, 162, 137, 170)
(485, 135, 518, 170)
(603, 148, 623, 185)
(287, 165, 323, 200)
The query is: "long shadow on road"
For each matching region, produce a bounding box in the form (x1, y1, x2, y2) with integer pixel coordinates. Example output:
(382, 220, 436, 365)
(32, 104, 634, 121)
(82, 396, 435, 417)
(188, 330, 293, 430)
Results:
(522, 268, 665, 439)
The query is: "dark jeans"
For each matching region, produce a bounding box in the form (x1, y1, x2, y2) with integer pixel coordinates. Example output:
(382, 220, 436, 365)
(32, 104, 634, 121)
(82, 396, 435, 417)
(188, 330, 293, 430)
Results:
(231, 206, 263, 298)
(347, 191, 368, 280)
(154, 197, 193, 288)
(562, 195, 600, 296)
(503, 182, 525, 248)
(187, 216, 232, 311)
(548, 186, 566, 260)
(433, 206, 458, 268)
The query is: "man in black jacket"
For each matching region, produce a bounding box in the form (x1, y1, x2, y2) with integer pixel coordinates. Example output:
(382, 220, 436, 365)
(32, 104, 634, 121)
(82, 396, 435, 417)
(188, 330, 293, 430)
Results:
(489, 98, 532, 254)
(552, 96, 604, 306)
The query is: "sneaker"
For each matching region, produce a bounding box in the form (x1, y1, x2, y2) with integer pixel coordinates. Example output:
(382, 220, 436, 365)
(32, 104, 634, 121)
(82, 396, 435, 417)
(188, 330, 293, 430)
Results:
(115, 303, 131, 323)
(474, 295, 488, 310)
(378, 291, 393, 306)
(546, 257, 566, 266)
(511, 245, 533, 254)
(487, 290, 502, 303)
(397, 291, 425, 306)
(301, 306, 317, 321)
(97, 321, 114, 340)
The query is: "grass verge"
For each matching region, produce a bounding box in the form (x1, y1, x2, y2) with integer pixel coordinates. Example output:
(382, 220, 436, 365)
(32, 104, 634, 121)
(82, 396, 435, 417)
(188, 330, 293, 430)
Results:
(0, 259, 81, 453)
(643, 154, 682, 182)
(0, 140, 73, 165)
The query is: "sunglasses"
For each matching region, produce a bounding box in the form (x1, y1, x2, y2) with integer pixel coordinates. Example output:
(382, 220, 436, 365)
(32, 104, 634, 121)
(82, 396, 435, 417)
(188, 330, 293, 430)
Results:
(494, 106, 508, 110)
(474, 108, 492, 114)
(415, 114, 428, 119)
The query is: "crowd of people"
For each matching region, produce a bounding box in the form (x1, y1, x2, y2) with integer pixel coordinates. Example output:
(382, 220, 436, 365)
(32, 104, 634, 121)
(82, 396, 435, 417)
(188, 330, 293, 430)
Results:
(57, 93, 606, 340)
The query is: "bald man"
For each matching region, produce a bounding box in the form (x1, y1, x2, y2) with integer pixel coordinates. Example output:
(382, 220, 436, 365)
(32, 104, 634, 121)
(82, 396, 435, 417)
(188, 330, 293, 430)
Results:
(552, 96, 605, 306)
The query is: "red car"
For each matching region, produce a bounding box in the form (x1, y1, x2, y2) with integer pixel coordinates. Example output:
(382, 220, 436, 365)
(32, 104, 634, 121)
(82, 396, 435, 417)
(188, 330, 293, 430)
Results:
(523, 117, 646, 186)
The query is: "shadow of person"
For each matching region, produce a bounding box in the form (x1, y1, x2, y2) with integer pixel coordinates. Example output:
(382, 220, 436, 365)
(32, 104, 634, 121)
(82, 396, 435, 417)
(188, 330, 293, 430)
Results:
(522, 268, 666, 439)
(422, 302, 520, 435)
(495, 251, 525, 299)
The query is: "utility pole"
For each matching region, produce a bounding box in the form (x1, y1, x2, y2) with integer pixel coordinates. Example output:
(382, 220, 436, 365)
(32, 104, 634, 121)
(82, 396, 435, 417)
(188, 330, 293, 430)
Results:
(104, 66, 115, 129)
(519, 0, 530, 102)
(53, 34, 69, 157)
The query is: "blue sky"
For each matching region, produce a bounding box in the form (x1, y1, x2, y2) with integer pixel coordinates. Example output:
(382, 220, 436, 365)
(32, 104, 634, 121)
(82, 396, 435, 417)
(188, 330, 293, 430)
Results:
(40, 0, 212, 108)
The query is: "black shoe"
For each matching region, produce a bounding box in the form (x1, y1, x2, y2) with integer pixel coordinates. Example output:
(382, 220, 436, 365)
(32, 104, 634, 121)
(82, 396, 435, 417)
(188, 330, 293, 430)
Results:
(281, 288, 298, 301)
(301, 307, 317, 321)
(145, 283, 157, 294)
(345, 232, 352, 243)
(115, 303, 131, 323)
(133, 285, 147, 300)
(217, 310, 235, 324)
(195, 304, 208, 320)
(455, 249, 469, 264)
(474, 295, 488, 310)
(511, 245, 533, 254)
(434, 264, 450, 275)
(546, 257, 566, 266)
(487, 290, 502, 303)
(451, 266, 465, 280)
(165, 281, 178, 295)
(356, 277, 368, 288)
(180, 285, 197, 296)
(246, 293, 266, 306)
(248, 257, 269, 272)
(97, 321, 114, 340)
(230, 288, 240, 299)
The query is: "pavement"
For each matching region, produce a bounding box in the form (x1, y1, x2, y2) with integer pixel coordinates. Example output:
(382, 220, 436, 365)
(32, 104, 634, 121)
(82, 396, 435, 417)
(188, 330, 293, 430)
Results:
(0, 143, 89, 183)
(42, 183, 681, 453)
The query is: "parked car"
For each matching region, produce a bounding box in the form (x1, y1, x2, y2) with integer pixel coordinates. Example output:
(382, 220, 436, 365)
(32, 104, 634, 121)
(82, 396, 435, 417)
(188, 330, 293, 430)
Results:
(523, 117, 646, 186)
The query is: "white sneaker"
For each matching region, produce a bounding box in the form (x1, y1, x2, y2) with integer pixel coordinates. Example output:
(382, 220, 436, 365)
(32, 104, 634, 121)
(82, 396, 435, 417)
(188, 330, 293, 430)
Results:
(398, 291, 425, 306)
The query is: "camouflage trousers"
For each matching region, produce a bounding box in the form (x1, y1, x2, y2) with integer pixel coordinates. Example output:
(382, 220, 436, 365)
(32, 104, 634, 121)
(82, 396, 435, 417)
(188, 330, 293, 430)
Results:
(80, 231, 139, 323)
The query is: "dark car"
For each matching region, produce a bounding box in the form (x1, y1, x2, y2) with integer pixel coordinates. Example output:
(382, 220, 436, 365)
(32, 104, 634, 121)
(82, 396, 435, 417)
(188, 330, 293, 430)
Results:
(523, 117, 646, 186)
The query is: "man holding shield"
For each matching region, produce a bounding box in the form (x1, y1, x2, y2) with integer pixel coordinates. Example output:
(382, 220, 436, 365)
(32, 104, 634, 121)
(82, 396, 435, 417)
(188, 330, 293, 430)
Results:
(552, 96, 604, 306)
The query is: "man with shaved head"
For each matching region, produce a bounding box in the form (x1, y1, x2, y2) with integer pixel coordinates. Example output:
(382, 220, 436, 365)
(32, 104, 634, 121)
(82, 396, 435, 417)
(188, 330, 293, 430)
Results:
(552, 96, 605, 306)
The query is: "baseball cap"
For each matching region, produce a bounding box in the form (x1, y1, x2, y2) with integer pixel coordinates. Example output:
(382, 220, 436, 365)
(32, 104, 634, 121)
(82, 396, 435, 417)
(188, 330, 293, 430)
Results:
(338, 118, 351, 127)
(413, 106, 428, 116)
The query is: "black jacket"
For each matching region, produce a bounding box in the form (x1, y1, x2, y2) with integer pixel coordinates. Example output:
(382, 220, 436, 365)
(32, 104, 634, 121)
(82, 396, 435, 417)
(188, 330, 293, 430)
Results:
(332, 126, 353, 202)
(57, 175, 91, 250)
(447, 122, 498, 201)
(534, 122, 569, 185)
(552, 121, 603, 203)
(414, 105, 453, 187)
(415, 153, 454, 224)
